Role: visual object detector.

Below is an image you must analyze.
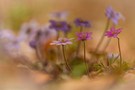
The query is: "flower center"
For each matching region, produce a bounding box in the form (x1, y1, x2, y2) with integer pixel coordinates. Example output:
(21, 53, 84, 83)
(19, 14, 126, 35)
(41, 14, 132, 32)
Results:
(26, 28, 32, 34)
(81, 33, 86, 41)
(56, 23, 62, 28)
(110, 12, 115, 18)
(80, 19, 84, 23)
(60, 38, 66, 43)
(112, 31, 116, 35)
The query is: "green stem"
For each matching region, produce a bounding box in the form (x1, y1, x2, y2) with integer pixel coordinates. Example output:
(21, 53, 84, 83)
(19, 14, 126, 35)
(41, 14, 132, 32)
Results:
(95, 18, 110, 52)
(117, 37, 122, 67)
(80, 26, 83, 32)
(106, 56, 110, 66)
(83, 41, 90, 77)
(35, 45, 42, 60)
(57, 31, 60, 40)
(36, 44, 46, 62)
(56, 31, 62, 63)
(57, 46, 61, 63)
(64, 32, 68, 38)
(62, 45, 72, 71)
(36, 44, 48, 67)
(76, 26, 83, 57)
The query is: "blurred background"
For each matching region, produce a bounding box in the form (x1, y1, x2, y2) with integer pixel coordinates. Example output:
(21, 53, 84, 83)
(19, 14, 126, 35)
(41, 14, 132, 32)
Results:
(0, 0, 135, 90)
(0, 0, 135, 58)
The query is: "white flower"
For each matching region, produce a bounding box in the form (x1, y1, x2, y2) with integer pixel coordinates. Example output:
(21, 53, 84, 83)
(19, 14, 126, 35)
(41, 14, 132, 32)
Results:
(107, 53, 120, 60)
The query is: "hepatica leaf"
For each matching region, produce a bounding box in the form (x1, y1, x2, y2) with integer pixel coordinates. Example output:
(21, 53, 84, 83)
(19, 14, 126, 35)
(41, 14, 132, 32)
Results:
(71, 63, 86, 78)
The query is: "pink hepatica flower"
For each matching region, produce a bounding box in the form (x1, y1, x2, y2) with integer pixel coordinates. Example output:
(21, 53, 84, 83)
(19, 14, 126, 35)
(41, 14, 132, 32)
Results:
(76, 32, 92, 41)
(105, 27, 122, 38)
(50, 38, 73, 46)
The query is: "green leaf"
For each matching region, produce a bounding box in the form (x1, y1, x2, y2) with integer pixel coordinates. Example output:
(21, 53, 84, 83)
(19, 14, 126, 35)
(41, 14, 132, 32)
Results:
(71, 63, 86, 78)
(70, 57, 86, 78)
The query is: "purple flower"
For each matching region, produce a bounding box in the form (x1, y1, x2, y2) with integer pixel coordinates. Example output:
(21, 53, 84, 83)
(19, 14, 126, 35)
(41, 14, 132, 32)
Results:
(64, 24, 71, 33)
(40, 25, 57, 40)
(49, 20, 71, 33)
(29, 40, 37, 49)
(18, 21, 39, 42)
(76, 32, 92, 41)
(105, 27, 122, 38)
(74, 18, 91, 27)
(29, 25, 58, 49)
(105, 6, 124, 25)
(0, 29, 16, 41)
(0, 30, 21, 58)
(50, 38, 73, 46)
(49, 11, 68, 20)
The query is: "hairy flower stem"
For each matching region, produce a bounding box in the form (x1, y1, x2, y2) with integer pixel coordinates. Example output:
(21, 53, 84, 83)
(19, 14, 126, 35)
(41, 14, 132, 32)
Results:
(76, 26, 83, 57)
(64, 32, 68, 38)
(35, 46, 42, 60)
(83, 41, 90, 77)
(117, 37, 122, 67)
(36, 44, 45, 62)
(57, 31, 60, 40)
(102, 38, 111, 51)
(35, 45, 43, 61)
(62, 45, 72, 71)
(95, 18, 110, 52)
(56, 31, 62, 63)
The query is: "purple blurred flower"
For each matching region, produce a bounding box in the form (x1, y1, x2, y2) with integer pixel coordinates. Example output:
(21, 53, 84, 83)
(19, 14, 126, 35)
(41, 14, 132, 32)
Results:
(105, 6, 124, 25)
(0, 30, 16, 41)
(18, 21, 39, 42)
(49, 20, 71, 33)
(50, 38, 73, 46)
(29, 40, 37, 49)
(74, 18, 91, 27)
(29, 25, 58, 49)
(28, 28, 44, 49)
(41, 25, 57, 39)
(76, 32, 92, 41)
(0, 29, 21, 58)
(105, 27, 122, 38)
(63, 24, 71, 33)
(49, 11, 68, 20)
